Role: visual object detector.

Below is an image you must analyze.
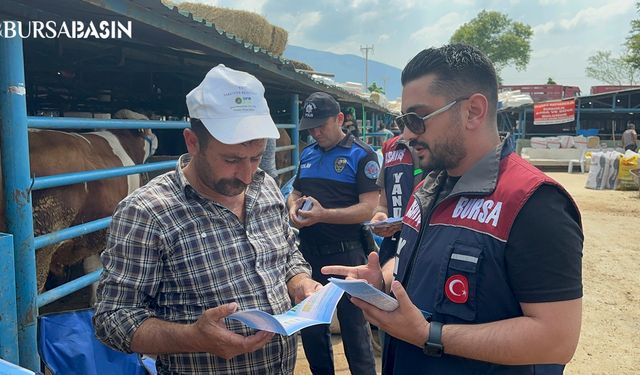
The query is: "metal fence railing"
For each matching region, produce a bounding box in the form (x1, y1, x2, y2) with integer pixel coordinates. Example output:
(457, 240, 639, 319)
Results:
(0, 35, 299, 372)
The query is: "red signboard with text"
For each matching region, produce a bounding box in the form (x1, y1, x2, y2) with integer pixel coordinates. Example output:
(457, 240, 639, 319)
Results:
(533, 99, 575, 125)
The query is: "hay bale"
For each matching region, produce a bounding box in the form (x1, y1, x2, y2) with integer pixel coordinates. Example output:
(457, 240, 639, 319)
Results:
(289, 59, 314, 71)
(269, 25, 288, 56)
(113, 109, 149, 120)
(175, 3, 288, 55)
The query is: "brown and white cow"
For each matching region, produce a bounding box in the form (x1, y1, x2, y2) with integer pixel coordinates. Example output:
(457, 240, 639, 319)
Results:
(275, 128, 306, 185)
(0, 110, 157, 301)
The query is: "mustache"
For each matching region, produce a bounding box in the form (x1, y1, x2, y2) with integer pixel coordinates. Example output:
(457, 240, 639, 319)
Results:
(215, 178, 248, 196)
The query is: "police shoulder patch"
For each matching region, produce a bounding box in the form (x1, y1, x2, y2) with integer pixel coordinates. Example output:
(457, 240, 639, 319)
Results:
(364, 160, 380, 179)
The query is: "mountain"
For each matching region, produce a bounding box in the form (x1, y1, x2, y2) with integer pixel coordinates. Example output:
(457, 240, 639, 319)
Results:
(284, 45, 402, 100)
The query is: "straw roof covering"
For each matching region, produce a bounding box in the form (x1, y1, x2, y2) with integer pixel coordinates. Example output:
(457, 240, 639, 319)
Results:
(289, 59, 315, 71)
(270, 25, 287, 56)
(174, 2, 288, 56)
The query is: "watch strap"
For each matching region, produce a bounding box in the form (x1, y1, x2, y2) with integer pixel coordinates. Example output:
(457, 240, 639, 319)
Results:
(423, 321, 444, 357)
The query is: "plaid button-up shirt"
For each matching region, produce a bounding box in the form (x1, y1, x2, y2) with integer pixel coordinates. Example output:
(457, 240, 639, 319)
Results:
(93, 155, 311, 374)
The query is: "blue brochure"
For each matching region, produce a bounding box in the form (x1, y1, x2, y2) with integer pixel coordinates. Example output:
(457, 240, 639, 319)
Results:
(227, 283, 344, 336)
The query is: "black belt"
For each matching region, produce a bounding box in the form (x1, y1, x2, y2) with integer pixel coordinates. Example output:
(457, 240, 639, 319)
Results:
(301, 240, 363, 256)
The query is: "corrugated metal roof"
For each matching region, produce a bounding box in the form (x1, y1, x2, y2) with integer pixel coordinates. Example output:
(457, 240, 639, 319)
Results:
(0, 0, 389, 112)
(83, 0, 388, 111)
(578, 87, 640, 100)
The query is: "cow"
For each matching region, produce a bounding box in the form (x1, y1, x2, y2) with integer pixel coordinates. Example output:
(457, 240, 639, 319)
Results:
(275, 128, 306, 186)
(0, 109, 158, 303)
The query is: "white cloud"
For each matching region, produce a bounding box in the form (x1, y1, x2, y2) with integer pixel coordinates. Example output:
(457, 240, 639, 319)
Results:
(558, 0, 634, 30)
(538, 0, 569, 5)
(378, 34, 390, 42)
(359, 10, 383, 22)
(410, 12, 465, 46)
(387, 0, 422, 12)
(229, 0, 268, 13)
(533, 21, 555, 35)
(348, 0, 379, 8)
(453, 0, 475, 5)
(531, 0, 634, 35)
(281, 11, 323, 44)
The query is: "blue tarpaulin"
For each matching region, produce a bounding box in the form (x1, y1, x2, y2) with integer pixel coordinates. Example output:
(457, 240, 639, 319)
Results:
(38, 309, 151, 375)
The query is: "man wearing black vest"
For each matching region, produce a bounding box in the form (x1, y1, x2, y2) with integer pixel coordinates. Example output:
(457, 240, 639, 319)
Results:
(370, 134, 424, 267)
(323, 45, 583, 374)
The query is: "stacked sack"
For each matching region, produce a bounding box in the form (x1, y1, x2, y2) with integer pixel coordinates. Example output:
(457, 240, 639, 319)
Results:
(585, 151, 621, 190)
(530, 135, 587, 149)
(616, 150, 639, 190)
(585, 149, 640, 190)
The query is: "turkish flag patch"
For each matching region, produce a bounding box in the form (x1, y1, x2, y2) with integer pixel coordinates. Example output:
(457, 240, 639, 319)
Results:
(445, 274, 469, 304)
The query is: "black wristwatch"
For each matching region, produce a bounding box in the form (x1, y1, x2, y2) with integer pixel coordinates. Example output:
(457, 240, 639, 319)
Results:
(423, 321, 444, 357)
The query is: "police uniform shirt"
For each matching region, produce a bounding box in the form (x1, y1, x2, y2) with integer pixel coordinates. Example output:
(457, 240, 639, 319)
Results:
(293, 134, 380, 243)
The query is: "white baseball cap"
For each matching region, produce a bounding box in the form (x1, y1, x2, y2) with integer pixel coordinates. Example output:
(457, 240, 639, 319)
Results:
(186, 64, 280, 144)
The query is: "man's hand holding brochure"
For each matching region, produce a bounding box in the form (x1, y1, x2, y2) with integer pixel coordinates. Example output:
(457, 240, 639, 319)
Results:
(365, 214, 403, 237)
(228, 277, 399, 335)
(228, 282, 344, 336)
(362, 216, 403, 228)
(328, 277, 399, 311)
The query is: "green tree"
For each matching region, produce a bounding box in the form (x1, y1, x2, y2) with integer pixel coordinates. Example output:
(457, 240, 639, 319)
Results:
(450, 10, 533, 76)
(546, 77, 557, 85)
(626, 2, 640, 68)
(368, 82, 385, 94)
(585, 50, 639, 85)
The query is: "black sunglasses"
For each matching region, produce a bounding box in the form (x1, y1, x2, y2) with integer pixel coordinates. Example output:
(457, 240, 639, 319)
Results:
(395, 97, 470, 135)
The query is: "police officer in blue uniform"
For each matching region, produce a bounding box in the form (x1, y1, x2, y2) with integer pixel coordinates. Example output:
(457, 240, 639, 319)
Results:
(287, 92, 379, 375)
(323, 45, 583, 374)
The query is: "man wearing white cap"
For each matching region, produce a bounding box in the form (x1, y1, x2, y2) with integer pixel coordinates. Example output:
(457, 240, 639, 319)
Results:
(94, 64, 320, 374)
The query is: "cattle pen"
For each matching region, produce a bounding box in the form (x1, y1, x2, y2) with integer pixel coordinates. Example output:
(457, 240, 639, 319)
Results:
(0, 35, 302, 373)
(0, 1, 392, 372)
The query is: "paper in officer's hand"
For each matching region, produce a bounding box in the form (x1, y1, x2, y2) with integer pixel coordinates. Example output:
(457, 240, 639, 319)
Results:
(362, 216, 403, 229)
(328, 277, 399, 311)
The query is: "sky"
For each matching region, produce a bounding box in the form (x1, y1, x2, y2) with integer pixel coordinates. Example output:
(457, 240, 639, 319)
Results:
(174, 0, 638, 95)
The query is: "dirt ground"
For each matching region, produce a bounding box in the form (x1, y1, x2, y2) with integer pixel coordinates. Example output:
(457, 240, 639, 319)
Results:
(294, 171, 640, 375)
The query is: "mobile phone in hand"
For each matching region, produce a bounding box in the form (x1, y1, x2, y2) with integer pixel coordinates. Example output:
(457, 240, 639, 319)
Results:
(297, 198, 313, 220)
(300, 198, 313, 212)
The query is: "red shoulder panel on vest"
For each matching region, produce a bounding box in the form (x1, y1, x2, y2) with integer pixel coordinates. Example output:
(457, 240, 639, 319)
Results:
(382, 137, 413, 168)
(381, 136, 399, 154)
(429, 154, 557, 242)
(403, 194, 422, 233)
